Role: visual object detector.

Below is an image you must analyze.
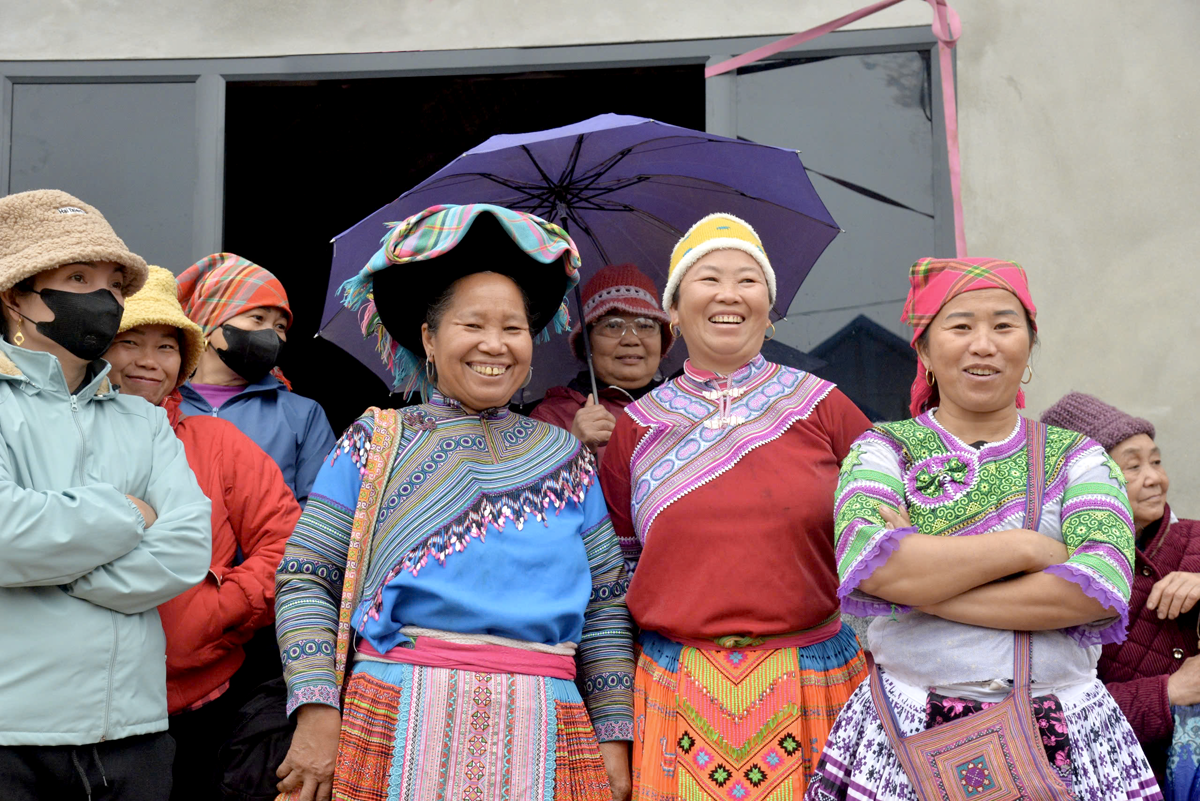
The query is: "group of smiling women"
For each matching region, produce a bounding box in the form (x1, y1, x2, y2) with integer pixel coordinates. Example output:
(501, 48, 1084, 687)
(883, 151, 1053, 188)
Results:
(0, 188, 1192, 801)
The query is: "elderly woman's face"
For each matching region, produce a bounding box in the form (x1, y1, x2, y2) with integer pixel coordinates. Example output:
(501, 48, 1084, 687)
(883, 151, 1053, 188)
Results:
(1110, 433, 1169, 531)
(917, 288, 1032, 418)
(669, 249, 770, 374)
(421, 272, 533, 414)
(589, 313, 662, 390)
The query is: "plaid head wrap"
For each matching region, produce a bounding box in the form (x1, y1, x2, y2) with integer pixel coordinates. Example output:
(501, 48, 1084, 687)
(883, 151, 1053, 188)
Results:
(902, 257, 1037, 417)
(176, 252, 293, 389)
(340, 203, 581, 396)
(176, 253, 292, 336)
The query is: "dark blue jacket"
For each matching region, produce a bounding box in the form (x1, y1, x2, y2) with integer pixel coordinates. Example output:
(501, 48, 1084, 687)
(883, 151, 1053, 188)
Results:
(178, 377, 336, 507)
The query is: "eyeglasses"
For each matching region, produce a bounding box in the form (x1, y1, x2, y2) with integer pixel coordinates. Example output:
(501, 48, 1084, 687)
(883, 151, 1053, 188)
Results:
(593, 316, 662, 340)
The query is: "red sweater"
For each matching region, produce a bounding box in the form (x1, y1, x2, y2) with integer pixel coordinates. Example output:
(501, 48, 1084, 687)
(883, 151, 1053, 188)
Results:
(1098, 504, 1200, 781)
(600, 387, 869, 640)
(159, 391, 300, 714)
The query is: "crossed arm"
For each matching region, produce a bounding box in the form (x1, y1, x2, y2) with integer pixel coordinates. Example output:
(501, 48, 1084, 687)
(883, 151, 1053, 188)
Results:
(863, 505, 1113, 630)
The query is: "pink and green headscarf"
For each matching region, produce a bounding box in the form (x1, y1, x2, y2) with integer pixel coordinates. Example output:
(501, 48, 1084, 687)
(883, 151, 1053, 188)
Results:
(902, 257, 1038, 417)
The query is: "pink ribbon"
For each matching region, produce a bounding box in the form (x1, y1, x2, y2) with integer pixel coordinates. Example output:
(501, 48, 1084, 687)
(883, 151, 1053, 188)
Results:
(706, 0, 967, 258)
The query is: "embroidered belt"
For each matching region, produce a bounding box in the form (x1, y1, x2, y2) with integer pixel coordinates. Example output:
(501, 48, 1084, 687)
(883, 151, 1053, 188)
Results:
(668, 611, 843, 652)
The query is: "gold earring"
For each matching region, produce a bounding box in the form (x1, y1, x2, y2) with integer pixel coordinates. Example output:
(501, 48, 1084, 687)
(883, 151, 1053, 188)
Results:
(765, 322, 776, 342)
(12, 318, 24, 347)
(1022, 363, 1034, 384)
(671, 324, 682, 338)
(925, 368, 935, 387)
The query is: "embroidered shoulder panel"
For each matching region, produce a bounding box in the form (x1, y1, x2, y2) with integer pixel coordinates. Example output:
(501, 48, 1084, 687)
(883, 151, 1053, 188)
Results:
(625, 360, 834, 540)
(874, 414, 1087, 537)
(362, 409, 595, 616)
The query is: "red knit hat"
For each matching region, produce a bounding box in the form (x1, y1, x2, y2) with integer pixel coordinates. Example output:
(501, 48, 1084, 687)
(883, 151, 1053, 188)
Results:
(569, 263, 674, 360)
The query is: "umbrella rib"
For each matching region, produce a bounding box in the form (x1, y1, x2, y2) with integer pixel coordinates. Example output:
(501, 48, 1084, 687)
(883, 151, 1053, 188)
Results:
(562, 206, 613, 265)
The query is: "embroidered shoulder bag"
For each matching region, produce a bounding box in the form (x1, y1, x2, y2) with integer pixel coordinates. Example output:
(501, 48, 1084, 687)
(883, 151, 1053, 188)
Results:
(868, 419, 1075, 800)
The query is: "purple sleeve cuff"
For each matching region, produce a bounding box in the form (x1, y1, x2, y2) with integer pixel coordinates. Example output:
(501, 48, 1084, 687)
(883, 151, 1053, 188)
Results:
(1044, 562, 1131, 646)
(837, 525, 918, 617)
(286, 684, 342, 717)
(594, 719, 635, 743)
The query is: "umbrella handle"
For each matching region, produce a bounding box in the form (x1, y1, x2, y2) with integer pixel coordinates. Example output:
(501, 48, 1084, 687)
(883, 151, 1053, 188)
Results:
(573, 283, 601, 400)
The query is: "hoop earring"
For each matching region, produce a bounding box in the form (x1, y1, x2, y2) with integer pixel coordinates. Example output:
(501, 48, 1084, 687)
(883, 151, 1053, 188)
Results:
(1022, 363, 1034, 385)
(12, 317, 24, 347)
(671, 324, 681, 339)
(425, 358, 437, 383)
(521, 366, 533, 389)
(925, 368, 935, 387)
(764, 322, 776, 342)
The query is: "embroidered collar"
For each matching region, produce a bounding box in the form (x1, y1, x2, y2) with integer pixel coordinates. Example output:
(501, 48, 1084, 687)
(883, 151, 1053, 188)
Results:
(625, 357, 835, 540)
(425, 389, 510, 420)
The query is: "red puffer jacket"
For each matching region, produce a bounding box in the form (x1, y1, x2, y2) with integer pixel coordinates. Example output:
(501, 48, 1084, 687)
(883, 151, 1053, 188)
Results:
(1098, 503, 1200, 781)
(159, 391, 300, 714)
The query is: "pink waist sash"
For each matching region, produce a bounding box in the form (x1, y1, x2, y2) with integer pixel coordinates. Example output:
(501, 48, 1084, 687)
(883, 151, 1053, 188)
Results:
(357, 637, 577, 680)
(667, 613, 843, 652)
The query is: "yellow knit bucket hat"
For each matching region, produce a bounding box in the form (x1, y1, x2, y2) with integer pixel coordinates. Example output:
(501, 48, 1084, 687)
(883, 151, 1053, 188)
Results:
(116, 265, 206, 387)
(663, 212, 775, 311)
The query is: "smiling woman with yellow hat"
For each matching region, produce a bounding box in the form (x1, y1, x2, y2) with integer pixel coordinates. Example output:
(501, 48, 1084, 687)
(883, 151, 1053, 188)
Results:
(599, 213, 873, 801)
(104, 265, 301, 801)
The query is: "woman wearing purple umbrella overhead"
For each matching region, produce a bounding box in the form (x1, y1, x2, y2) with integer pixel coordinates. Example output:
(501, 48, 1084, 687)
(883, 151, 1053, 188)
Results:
(599, 213, 872, 801)
(274, 204, 633, 801)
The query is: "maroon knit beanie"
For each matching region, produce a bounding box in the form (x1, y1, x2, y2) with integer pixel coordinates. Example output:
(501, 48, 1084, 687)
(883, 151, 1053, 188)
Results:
(1039, 391, 1156, 451)
(568, 263, 673, 361)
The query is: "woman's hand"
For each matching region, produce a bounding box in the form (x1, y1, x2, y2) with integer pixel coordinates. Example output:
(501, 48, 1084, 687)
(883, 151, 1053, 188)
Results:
(598, 740, 632, 801)
(126, 495, 157, 528)
(276, 703, 341, 801)
(879, 504, 912, 530)
(1019, 530, 1069, 573)
(1169, 655, 1200, 705)
(1147, 571, 1200, 620)
(571, 395, 617, 454)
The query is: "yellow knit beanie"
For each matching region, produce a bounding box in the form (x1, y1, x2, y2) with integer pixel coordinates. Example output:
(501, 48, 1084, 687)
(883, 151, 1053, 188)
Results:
(663, 213, 775, 311)
(117, 266, 206, 387)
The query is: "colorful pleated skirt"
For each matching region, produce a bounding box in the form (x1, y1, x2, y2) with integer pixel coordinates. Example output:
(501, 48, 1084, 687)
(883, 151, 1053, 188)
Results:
(806, 669, 1163, 801)
(331, 659, 611, 801)
(633, 623, 867, 801)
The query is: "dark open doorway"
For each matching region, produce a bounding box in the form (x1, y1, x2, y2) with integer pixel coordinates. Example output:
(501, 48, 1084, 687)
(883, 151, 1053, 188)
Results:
(223, 65, 704, 434)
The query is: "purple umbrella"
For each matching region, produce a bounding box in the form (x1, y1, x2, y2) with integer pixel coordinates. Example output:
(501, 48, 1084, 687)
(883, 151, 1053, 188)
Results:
(319, 113, 839, 398)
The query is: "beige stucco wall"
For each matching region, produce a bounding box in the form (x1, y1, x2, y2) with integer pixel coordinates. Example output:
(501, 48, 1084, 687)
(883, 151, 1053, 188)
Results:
(954, 1, 1200, 512)
(4, 0, 1198, 508)
(0, 1, 928, 60)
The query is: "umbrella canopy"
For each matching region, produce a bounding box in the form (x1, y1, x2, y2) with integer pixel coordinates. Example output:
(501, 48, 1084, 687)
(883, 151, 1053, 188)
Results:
(320, 113, 839, 396)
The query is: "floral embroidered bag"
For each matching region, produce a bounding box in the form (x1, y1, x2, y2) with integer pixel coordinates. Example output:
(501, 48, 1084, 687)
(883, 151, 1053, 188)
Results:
(868, 419, 1075, 801)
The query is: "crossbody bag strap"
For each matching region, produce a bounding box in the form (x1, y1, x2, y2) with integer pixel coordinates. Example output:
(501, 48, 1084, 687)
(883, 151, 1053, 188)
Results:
(333, 407, 403, 690)
(1013, 418, 1048, 694)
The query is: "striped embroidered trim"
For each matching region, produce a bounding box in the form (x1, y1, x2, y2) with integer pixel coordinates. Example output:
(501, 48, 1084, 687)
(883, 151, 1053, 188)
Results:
(625, 356, 835, 539)
(364, 445, 597, 620)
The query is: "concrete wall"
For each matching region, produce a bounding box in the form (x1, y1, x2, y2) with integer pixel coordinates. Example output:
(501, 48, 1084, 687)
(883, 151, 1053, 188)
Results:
(0, 1, 928, 61)
(4, 0, 1198, 509)
(954, 1, 1200, 512)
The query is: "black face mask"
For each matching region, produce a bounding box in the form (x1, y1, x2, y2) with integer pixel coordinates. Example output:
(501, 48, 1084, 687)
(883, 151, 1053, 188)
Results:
(215, 324, 284, 384)
(12, 288, 125, 362)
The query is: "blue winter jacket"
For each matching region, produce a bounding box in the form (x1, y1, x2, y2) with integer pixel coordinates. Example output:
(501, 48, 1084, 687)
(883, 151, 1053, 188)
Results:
(178, 377, 336, 507)
(0, 340, 212, 746)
